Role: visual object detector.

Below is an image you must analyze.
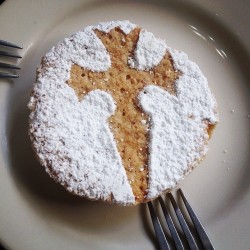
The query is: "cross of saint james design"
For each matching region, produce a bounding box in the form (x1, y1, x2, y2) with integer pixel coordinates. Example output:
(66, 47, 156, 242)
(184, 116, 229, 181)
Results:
(68, 27, 180, 202)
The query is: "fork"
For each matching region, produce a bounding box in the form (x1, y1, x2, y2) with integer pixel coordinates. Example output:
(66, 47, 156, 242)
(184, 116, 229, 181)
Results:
(0, 39, 22, 78)
(147, 189, 214, 250)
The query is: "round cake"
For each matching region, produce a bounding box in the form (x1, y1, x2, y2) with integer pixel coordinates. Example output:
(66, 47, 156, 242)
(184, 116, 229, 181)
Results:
(28, 20, 218, 205)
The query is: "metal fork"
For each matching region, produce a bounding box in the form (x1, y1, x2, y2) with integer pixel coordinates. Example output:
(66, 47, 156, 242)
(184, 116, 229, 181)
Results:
(147, 189, 214, 250)
(0, 39, 22, 78)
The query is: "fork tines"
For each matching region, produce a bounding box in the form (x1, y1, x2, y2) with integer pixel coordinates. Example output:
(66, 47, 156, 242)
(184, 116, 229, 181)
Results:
(147, 189, 215, 250)
(0, 62, 21, 70)
(0, 50, 22, 58)
(0, 39, 23, 49)
(0, 39, 22, 78)
(0, 72, 19, 78)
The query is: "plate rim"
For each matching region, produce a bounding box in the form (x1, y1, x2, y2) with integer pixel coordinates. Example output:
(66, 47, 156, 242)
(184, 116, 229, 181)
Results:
(0, 0, 250, 249)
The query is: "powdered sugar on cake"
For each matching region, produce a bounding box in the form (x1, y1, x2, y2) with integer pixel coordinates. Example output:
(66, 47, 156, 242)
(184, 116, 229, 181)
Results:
(136, 40, 218, 199)
(127, 28, 218, 199)
(128, 29, 167, 70)
(29, 20, 218, 204)
(29, 21, 138, 204)
(94, 20, 136, 35)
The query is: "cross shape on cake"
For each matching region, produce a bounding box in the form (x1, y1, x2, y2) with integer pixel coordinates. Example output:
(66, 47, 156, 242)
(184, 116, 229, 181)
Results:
(68, 27, 180, 202)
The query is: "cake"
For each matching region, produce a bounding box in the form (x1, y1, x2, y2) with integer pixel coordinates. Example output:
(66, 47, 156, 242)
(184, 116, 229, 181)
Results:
(28, 20, 218, 205)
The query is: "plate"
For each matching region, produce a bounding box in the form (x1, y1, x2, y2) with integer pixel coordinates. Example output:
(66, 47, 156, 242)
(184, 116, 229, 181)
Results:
(0, 1, 250, 249)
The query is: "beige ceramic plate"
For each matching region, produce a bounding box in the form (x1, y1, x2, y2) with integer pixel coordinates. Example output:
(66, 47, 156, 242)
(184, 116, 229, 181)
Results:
(0, 0, 249, 249)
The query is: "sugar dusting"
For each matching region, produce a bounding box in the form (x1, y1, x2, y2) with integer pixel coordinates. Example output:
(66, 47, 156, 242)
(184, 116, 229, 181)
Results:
(94, 20, 136, 35)
(139, 46, 218, 199)
(128, 29, 166, 70)
(28, 21, 136, 205)
(29, 20, 218, 204)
